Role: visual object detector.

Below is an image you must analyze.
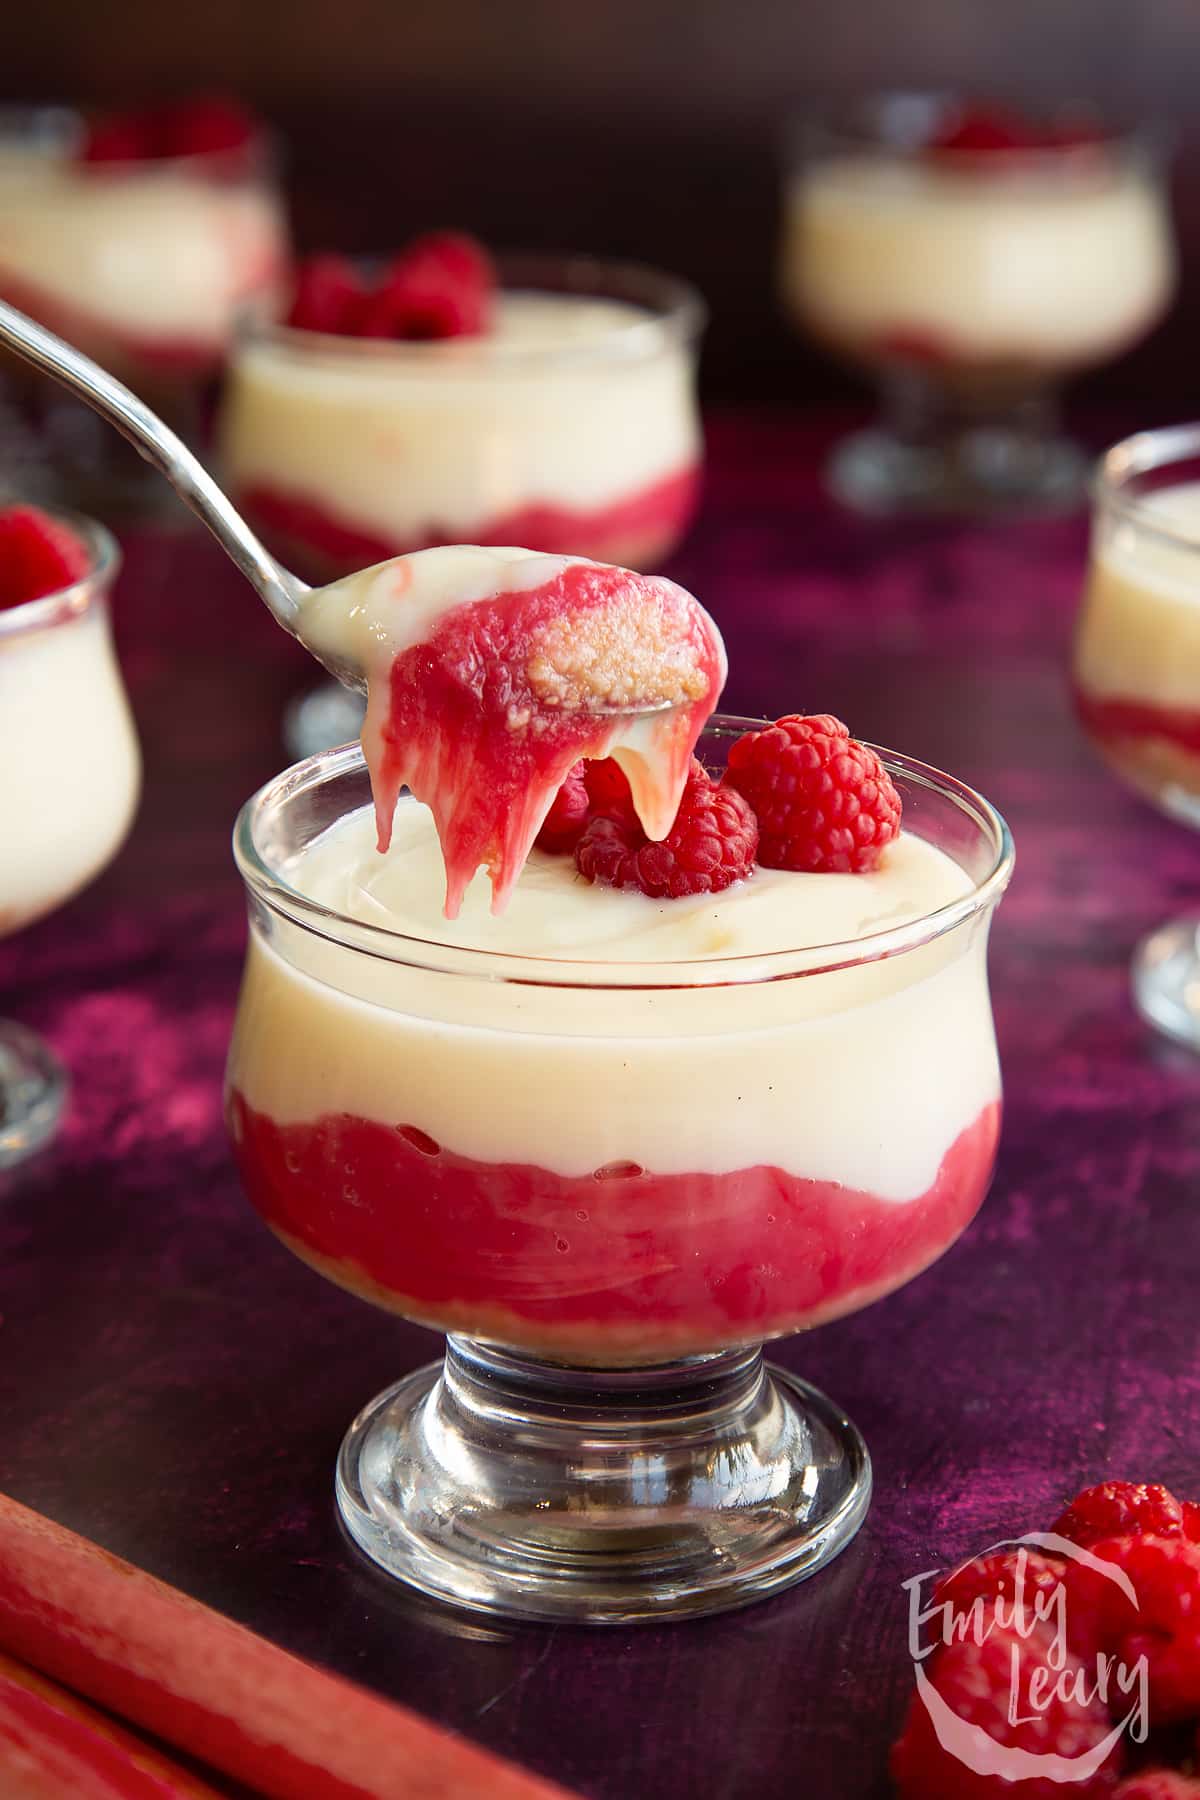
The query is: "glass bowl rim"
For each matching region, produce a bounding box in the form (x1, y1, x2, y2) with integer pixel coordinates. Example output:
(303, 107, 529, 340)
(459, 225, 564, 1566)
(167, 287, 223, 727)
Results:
(782, 90, 1171, 172)
(1094, 422, 1200, 551)
(232, 716, 1014, 991)
(0, 507, 121, 641)
(235, 252, 707, 370)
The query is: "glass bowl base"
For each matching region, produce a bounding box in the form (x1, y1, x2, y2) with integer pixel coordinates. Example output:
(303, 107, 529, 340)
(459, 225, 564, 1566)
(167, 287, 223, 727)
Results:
(335, 1334, 871, 1624)
(1132, 915, 1200, 1049)
(828, 423, 1089, 517)
(0, 1020, 67, 1169)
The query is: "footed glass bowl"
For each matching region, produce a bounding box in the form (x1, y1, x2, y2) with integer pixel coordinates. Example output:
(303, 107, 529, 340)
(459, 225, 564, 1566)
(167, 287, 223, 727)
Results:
(780, 94, 1176, 515)
(226, 717, 1012, 1622)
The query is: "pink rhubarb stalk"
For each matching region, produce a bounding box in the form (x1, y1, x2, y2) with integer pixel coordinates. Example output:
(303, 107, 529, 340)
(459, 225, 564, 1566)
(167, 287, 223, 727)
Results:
(0, 1493, 576, 1800)
(0, 1649, 225, 1798)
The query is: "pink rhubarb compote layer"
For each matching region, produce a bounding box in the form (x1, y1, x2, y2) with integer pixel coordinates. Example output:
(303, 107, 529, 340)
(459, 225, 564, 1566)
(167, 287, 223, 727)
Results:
(228, 1095, 1000, 1362)
(236, 466, 700, 583)
(226, 774, 1004, 1366)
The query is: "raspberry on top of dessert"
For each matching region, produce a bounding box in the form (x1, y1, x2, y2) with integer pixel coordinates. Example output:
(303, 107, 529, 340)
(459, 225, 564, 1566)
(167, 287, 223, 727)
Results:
(0, 504, 91, 609)
(78, 95, 260, 168)
(0, 94, 287, 377)
(285, 235, 496, 341)
(924, 100, 1111, 158)
(783, 96, 1175, 379)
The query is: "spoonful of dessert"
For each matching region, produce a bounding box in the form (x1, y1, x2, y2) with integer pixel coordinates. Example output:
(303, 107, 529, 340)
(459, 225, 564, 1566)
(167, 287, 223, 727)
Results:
(0, 298, 727, 916)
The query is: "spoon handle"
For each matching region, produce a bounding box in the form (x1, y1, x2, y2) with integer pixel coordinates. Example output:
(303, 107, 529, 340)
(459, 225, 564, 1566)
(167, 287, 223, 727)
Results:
(0, 298, 306, 626)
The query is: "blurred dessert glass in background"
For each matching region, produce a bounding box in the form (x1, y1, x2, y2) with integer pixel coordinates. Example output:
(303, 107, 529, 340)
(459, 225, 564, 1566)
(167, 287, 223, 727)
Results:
(0, 99, 289, 509)
(0, 505, 140, 1165)
(781, 94, 1177, 514)
(1075, 424, 1200, 1047)
(220, 243, 705, 755)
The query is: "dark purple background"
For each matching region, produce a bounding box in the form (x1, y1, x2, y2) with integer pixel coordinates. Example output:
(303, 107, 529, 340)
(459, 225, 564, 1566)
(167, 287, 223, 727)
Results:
(2, 414, 1199, 1798)
(8, 0, 1200, 413)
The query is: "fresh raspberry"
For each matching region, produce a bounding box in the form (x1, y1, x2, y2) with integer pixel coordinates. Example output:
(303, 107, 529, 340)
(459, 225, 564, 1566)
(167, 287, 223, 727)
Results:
(78, 113, 153, 164)
(535, 763, 589, 854)
(934, 1549, 1075, 1642)
(1054, 1483, 1187, 1550)
(1065, 1536, 1200, 1723)
(156, 95, 257, 160)
(361, 232, 495, 341)
(575, 760, 757, 900)
(286, 255, 364, 335)
(928, 105, 1039, 153)
(400, 231, 494, 295)
(78, 97, 257, 166)
(890, 1622, 1124, 1798)
(1113, 1775, 1200, 1798)
(583, 757, 639, 828)
(1183, 1502, 1200, 1543)
(722, 714, 901, 873)
(0, 505, 90, 609)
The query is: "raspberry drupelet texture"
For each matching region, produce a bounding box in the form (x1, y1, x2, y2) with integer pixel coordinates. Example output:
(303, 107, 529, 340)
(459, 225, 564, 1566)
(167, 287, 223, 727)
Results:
(1113, 1775, 1200, 1798)
(933, 1549, 1076, 1643)
(890, 1621, 1124, 1799)
(722, 714, 902, 873)
(575, 760, 758, 900)
(1053, 1482, 1188, 1549)
(1065, 1535, 1200, 1723)
(534, 762, 590, 853)
(583, 756, 639, 829)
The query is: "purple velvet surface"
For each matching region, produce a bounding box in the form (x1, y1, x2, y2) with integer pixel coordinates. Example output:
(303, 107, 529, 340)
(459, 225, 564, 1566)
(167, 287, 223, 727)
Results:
(3, 412, 1200, 1800)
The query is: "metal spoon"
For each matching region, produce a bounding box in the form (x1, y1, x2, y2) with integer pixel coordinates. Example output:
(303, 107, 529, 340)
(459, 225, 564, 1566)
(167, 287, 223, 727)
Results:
(0, 298, 372, 679)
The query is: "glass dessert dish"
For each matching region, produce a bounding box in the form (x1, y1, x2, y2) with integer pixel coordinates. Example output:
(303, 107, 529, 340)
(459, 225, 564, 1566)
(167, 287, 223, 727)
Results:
(218, 254, 705, 759)
(0, 105, 289, 509)
(780, 95, 1177, 515)
(226, 717, 1012, 1623)
(1074, 424, 1200, 1046)
(0, 513, 140, 1165)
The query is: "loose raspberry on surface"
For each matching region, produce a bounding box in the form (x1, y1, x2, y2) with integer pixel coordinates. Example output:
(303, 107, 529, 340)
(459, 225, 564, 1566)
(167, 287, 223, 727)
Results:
(1054, 1483, 1187, 1549)
(1183, 1502, 1200, 1543)
(722, 714, 901, 874)
(576, 760, 758, 900)
(1065, 1535, 1200, 1723)
(286, 255, 364, 335)
(535, 763, 590, 854)
(1113, 1774, 1200, 1798)
(0, 505, 91, 610)
(934, 1548, 1077, 1644)
(890, 1621, 1124, 1798)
